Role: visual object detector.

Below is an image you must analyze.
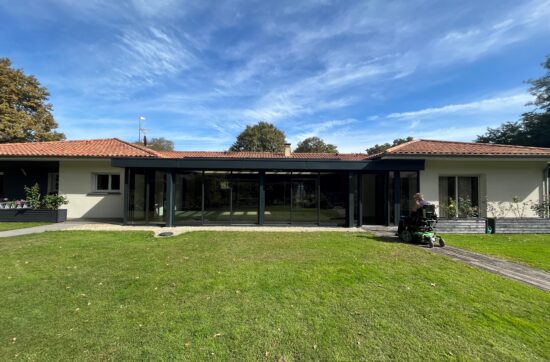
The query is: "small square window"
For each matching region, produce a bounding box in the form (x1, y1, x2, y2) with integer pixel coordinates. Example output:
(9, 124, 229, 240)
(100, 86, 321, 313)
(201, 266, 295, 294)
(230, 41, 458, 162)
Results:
(111, 175, 121, 191)
(96, 174, 110, 191)
(93, 174, 121, 193)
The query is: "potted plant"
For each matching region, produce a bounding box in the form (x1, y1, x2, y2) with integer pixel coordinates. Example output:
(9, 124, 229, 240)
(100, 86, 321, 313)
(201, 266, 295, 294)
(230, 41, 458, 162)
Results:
(0, 183, 69, 223)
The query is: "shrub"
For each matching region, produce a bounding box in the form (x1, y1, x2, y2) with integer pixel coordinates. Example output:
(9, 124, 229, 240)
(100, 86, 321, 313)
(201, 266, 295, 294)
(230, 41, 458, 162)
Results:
(24, 183, 42, 209)
(23, 183, 68, 210)
(531, 197, 550, 218)
(41, 194, 68, 210)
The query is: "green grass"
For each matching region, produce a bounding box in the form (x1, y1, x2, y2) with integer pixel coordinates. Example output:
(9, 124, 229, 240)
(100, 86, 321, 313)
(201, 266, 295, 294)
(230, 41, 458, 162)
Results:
(443, 234, 550, 271)
(1, 231, 549, 361)
(0, 222, 50, 232)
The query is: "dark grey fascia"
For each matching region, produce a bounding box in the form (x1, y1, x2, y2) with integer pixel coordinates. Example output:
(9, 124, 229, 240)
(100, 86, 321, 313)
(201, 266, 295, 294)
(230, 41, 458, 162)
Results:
(111, 157, 424, 171)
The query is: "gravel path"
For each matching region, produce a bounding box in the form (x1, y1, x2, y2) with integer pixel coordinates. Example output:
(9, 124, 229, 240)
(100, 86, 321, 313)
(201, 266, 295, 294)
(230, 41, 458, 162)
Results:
(431, 246, 550, 292)
(363, 225, 550, 292)
(66, 223, 365, 236)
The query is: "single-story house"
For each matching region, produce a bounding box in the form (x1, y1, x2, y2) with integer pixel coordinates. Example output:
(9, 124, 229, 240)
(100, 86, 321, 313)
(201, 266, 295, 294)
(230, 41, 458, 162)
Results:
(0, 138, 548, 227)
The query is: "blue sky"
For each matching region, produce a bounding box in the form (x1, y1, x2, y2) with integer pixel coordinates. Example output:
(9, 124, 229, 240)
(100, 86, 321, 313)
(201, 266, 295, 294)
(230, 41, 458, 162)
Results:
(1, 0, 549, 152)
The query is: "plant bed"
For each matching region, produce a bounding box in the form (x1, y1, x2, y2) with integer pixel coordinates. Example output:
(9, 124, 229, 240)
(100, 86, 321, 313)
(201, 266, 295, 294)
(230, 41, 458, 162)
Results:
(435, 218, 487, 233)
(494, 218, 550, 234)
(0, 209, 67, 223)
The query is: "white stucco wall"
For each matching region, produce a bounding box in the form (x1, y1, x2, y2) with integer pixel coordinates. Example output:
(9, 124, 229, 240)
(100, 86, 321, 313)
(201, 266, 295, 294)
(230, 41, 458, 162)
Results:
(420, 159, 548, 218)
(58, 160, 124, 219)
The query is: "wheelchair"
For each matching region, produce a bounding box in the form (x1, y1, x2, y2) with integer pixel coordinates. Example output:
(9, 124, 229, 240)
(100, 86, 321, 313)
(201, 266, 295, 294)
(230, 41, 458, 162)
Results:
(398, 205, 445, 248)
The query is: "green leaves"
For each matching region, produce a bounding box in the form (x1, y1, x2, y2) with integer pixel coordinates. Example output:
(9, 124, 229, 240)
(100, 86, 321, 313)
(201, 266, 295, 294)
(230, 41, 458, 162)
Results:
(476, 55, 550, 147)
(366, 136, 413, 155)
(229, 121, 286, 152)
(0, 58, 65, 143)
(294, 137, 338, 153)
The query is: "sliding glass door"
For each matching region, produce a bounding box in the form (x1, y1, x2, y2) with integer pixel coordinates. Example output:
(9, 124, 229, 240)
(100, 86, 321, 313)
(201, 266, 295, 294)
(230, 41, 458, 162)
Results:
(127, 169, 167, 225)
(291, 174, 318, 224)
(232, 172, 259, 224)
(174, 171, 203, 225)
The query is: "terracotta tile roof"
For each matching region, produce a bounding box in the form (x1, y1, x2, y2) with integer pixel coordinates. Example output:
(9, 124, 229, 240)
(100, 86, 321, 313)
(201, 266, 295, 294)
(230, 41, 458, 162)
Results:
(0, 138, 159, 158)
(158, 150, 368, 160)
(377, 139, 550, 157)
(0, 139, 369, 160)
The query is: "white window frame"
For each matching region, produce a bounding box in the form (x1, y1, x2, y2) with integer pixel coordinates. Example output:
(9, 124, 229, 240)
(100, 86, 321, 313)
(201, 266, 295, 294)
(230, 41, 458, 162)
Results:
(438, 175, 481, 218)
(92, 173, 121, 193)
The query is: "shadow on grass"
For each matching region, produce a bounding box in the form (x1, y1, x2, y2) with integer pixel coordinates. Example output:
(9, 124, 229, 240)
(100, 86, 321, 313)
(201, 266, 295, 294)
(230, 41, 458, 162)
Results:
(356, 233, 434, 248)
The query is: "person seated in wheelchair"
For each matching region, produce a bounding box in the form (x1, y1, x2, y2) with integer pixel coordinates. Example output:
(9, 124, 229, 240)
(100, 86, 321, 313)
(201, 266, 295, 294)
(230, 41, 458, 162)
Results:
(397, 193, 434, 234)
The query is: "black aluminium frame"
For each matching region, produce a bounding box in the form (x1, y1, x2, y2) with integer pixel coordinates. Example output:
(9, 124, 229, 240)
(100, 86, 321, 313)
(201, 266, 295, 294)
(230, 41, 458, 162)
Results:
(115, 157, 424, 228)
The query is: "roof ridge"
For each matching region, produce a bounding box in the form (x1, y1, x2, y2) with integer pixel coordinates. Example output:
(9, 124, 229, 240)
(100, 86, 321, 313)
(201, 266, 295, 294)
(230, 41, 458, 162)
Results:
(114, 138, 161, 157)
(0, 138, 121, 146)
(416, 139, 550, 151)
(384, 139, 421, 154)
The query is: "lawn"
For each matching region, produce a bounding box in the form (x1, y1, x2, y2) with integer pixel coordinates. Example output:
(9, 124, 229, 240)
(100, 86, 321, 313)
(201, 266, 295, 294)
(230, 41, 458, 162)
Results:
(0, 222, 50, 232)
(1, 231, 549, 361)
(443, 234, 550, 271)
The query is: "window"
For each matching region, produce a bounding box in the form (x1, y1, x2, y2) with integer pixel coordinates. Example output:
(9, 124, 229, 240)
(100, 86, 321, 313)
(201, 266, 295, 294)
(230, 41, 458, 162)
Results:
(438, 176, 479, 218)
(93, 173, 121, 192)
(47, 173, 59, 194)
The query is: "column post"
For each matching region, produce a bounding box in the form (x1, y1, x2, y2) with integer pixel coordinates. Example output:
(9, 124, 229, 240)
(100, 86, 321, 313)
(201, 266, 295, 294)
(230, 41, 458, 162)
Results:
(258, 171, 265, 225)
(165, 171, 175, 227)
(394, 171, 401, 226)
(123, 168, 130, 225)
(346, 171, 355, 227)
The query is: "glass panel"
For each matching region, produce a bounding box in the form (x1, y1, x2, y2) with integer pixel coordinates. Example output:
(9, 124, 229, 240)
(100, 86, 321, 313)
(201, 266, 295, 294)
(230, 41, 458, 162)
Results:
(351, 173, 358, 226)
(128, 170, 146, 223)
(204, 171, 231, 224)
(400, 172, 418, 218)
(265, 173, 291, 224)
(320, 172, 346, 226)
(388, 172, 395, 224)
(292, 173, 318, 224)
(231, 172, 259, 224)
(362, 174, 386, 225)
(174, 171, 203, 225)
(458, 176, 479, 217)
(148, 171, 166, 223)
(111, 175, 121, 191)
(96, 174, 109, 191)
(438, 176, 456, 218)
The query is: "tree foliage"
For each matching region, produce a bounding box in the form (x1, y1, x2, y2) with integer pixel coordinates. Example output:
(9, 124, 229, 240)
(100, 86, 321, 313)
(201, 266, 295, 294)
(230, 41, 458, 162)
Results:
(366, 136, 414, 155)
(0, 58, 64, 143)
(229, 121, 286, 152)
(294, 136, 338, 153)
(135, 137, 175, 151)
(476, 55, 550, 147)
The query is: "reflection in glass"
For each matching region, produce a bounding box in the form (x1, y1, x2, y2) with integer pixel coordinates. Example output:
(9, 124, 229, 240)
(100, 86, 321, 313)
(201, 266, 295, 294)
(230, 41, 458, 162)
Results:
(292, 174, 318, 224)
(128, 170, 146, 223)
(400, 172, 418, 217)
(231, 172, 259, 224)
(265, 173, 291, 224)
(320, 173, 346, 226)
(148, 171, 166, 223)
(204, 171, 231, 223)
(175, 171, 203, 225)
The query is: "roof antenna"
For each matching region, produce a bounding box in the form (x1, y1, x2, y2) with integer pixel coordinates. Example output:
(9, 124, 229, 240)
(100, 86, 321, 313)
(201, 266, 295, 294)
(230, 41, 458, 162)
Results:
(138, 116, 147, 145)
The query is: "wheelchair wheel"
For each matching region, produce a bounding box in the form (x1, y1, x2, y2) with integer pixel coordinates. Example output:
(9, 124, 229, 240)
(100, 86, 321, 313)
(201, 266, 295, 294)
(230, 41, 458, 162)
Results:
(438, 236, 445, 247)
(427, 237, 434, 248)
(399, 230, 413, 243)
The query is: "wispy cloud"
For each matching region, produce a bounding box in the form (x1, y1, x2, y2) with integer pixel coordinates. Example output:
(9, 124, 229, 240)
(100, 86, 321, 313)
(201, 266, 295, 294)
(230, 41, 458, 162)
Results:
(378, 93, 532, 122)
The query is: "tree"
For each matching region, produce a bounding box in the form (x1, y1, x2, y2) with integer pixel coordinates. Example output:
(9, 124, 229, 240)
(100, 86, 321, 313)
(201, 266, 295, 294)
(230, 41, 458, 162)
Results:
(476, 55, 550, 147)
(229, 121, 286, 152)
(294, 136, 338, 153)
(135, 137, 174, 151)
(0, 58, 64, 143)
(366, 136, 413, 155)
